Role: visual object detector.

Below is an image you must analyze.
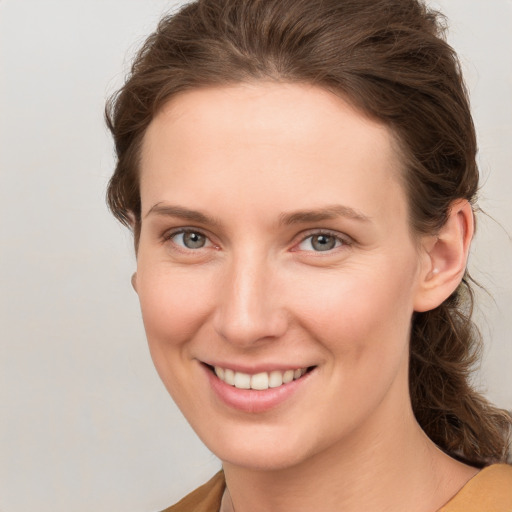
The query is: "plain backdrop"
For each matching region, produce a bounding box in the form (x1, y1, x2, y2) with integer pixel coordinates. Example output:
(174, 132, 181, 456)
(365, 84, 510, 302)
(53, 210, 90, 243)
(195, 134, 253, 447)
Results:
(0, 1, 511, 511)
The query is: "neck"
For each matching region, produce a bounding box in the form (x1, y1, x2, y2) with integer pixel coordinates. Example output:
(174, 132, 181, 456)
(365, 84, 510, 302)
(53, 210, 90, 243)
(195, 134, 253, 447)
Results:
(221, 399, 477, 512)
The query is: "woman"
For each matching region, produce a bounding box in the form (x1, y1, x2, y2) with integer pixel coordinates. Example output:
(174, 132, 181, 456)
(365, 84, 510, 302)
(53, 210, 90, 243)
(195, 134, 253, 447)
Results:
(106, 0, 512, 510)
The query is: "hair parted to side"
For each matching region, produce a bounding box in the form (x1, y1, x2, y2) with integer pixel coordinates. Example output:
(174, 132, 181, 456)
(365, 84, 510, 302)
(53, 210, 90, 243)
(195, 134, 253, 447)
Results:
(106, 0, 511, 466)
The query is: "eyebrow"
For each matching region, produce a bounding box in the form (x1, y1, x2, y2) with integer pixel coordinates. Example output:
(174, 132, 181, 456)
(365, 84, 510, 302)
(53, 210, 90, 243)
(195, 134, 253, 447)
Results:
(145, 202, 371, 226)
(279, 205, 371, 225)
(145, 203, 221, 226)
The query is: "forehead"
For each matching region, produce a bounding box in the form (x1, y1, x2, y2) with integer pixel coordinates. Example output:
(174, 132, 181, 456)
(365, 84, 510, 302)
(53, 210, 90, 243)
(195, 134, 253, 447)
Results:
(139, 83, 407, 225)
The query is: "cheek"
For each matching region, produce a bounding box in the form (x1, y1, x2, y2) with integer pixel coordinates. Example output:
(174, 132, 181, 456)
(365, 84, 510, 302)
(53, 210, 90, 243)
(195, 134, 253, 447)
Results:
(137, 265, 213, 344)
(289, 262, 417, 427)
(289, 258, 417, 361)
(135, 265, 216, 410)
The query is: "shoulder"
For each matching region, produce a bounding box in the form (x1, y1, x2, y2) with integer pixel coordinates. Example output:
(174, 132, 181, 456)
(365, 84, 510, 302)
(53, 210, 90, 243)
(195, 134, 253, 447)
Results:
(160, 471, 226, 512)
(439, 464, 512, 512)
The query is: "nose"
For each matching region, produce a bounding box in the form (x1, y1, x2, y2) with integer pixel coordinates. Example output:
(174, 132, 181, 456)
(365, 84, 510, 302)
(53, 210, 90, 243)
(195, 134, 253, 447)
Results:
(212, 252, 288, 347)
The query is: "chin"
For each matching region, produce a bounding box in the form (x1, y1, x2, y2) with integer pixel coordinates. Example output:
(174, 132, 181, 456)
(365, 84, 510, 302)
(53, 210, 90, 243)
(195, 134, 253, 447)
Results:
(218, 444, 311, 472)
(195, 420, 332, 473)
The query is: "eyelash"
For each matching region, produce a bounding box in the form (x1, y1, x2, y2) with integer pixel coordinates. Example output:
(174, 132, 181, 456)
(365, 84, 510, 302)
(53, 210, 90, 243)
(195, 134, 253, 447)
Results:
(163, 228, 215, 251)
(293, 230, 352, 253)
(162, 228, 352, 254)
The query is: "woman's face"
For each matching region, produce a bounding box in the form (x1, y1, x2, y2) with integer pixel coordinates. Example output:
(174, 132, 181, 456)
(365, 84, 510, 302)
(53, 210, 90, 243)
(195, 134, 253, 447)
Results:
(135, 83, 430, 471)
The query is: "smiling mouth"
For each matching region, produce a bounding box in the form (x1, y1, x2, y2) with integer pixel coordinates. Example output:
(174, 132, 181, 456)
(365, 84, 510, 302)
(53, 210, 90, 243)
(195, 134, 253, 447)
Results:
(209, 365, 314, 391)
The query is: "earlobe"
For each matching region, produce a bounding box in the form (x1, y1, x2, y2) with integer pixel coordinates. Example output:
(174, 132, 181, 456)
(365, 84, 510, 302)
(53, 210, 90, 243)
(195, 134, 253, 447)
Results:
(414, 200, 474, 312)
(131, 272, 138, 293)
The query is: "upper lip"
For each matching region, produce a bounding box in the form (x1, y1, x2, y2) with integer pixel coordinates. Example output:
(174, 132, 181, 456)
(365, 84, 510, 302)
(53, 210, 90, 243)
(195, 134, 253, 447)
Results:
(201, 360, 314, 374)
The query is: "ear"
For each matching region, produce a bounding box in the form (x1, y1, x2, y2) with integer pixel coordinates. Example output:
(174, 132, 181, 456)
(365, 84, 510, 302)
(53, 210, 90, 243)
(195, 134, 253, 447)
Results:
(414, 199, 474, 312)
(131, 272, 138, 293)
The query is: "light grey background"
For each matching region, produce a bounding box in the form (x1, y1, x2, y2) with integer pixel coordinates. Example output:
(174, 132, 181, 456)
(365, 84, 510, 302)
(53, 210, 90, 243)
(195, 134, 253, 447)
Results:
(0, 1, 510, 511)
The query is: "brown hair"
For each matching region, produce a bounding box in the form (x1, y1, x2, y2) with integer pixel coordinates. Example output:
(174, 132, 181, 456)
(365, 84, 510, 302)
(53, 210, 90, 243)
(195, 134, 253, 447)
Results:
(106, 0, 511, 466)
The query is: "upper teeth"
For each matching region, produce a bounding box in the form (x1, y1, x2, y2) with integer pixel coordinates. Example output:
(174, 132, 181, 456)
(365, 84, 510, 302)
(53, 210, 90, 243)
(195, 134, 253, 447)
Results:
(214, 366, 307, 390)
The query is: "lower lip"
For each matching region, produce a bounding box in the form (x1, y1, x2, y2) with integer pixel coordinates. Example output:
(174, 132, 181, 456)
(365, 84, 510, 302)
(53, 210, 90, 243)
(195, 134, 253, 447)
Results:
(204, 366, 313, 413)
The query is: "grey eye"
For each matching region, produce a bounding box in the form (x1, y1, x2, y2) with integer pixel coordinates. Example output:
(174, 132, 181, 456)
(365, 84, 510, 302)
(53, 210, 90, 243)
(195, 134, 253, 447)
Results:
(179, 231, 207, 249)
(310, 234, 337, 251)
(297, 233, 343, 252)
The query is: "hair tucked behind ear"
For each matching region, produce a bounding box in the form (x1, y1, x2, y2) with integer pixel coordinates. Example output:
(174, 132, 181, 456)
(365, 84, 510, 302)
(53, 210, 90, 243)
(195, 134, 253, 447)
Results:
(411, 279, 511, 466)
(106, 0, 511, 465)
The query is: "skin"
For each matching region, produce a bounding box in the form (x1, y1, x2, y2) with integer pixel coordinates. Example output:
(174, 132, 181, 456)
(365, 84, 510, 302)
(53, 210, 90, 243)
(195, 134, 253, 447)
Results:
(134, 83, 477, 512)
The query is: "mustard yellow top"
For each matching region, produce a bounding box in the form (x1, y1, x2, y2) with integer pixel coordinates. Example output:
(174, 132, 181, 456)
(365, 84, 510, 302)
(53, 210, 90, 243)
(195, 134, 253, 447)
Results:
(163, 464, 512, 512)
(438, 464, 512, 512)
